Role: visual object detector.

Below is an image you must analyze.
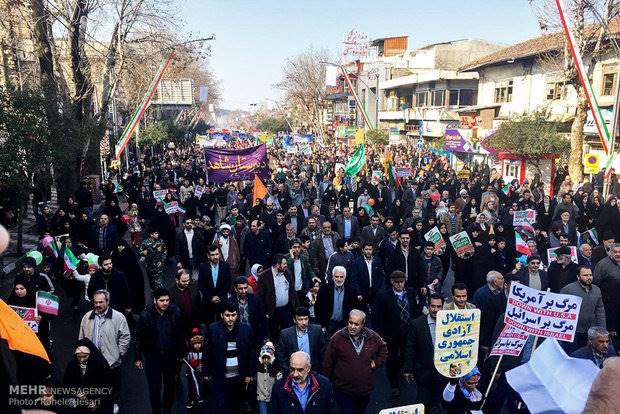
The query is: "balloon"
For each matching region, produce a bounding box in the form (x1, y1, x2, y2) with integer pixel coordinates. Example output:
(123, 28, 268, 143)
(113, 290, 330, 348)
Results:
(86, 253, 99, 266)
(26, 250, 43, 266)
(368, 198, 375, 206)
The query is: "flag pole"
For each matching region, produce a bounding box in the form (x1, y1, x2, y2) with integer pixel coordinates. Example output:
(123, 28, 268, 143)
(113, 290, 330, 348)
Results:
(340, 65, 374, 130)
(481, 355, 503, 409)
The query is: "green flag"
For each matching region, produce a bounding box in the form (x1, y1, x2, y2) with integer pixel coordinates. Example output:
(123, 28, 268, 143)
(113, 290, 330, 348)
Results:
(344, 144, 366, 176)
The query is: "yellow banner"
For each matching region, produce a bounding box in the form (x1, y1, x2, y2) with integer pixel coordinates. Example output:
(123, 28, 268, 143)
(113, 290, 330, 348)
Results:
(434, 309, 480, 378)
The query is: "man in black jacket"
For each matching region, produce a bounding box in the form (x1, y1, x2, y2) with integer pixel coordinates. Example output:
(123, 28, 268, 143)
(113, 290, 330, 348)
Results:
(387, 230, 424, 292)
(349, 242, 384, 313)
(373, 270, 420, 393)
(167, 268, 202, 334)
(198, 244, 232, 323)
(88, 254, 130, 315)
(277, 307, 325, 373)
(402, 294, 446, 411)
(203, 301, 255, 413)
(229, 276, 267, 347)
(314, 266, 358, 338)
(175, 218, 205, 279)
(134, 289, 186, 414)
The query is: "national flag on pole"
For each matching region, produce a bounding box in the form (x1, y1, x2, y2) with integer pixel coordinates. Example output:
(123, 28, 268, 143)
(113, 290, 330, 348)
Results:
(162, 200, 178, 215)
(587, 228, 599, 245)
(63, 247, 79, 272)
(515, 231, 531, 256)
(253, 174, 268, 206)
(36, 291, 59, 316)
(0, 299, 50, 362)
(344, 144, 366, 176)
(41, 235, 59, 258)
(502, 184, 511, 196)
(371, 170, 383, 185)
(113, 182, 123, 194)
(115, 50, 174, 160)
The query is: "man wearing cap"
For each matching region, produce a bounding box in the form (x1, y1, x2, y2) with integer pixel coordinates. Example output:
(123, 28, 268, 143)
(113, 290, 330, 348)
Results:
(19, 256, 53, 293)
(373, 270, 419, 395)
(515, 255, 549, 290)
(216, 223, 241, 278)
(548, 246, 579, 292)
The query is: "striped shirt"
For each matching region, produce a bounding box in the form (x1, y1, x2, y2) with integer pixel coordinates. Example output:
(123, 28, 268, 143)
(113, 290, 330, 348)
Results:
(225, 341, 239, 378)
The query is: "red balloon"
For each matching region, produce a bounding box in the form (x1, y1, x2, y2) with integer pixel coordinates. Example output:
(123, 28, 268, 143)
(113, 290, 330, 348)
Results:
(368, 198, 375, 206)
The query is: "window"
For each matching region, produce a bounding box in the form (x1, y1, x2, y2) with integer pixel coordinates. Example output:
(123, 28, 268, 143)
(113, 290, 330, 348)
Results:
(449, 90, 459, 106)
(494, 80, 513, 103)
(415, 92, 427, 107)
(545, 78, 566, 100)
(430, 90, 444, 106)
(459, 89, 477, 106)
(602, 72, 617, 96)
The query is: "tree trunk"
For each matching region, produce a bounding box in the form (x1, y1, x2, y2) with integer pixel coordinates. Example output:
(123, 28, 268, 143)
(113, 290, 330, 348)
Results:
(569, 86, 587, 183)
(16, 194, 24, 255)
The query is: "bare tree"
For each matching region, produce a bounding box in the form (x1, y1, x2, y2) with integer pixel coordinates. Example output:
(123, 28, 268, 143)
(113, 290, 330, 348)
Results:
(532, 0, 619, 183)
(277, 47, 330, 140)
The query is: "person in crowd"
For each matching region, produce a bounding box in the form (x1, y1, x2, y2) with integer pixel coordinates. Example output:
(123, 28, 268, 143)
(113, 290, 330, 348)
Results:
(79, 289, 131, 413)
(229, 276, 267, 346)
(387, 229, 424, 291)
(578, 242, 596, 271)
(285, 238, 315, 303)
(258, 254, 300, 342)
(93, 213, 119, 254)
(276, 306, 325, 374)
(111, 239, 145, 314)
(168, 268, 202, 333)
(269, 351, 338, 414)
(323, 310, 388, 414)
(402, 294, 446, 411)
(256, 341, 280, 414)
(442, 364, 485, 413)
(134, 288, 186, 414)
(203, 300, 255, 413)
(349, 241, 384, 313)
(561, 266, 606, 353)
(216, 223, 241, 278)
(198, 244, 232, 323)
(420, 241, 444, 294)
(334, 206, 361, 242)
(244, 219, 273, 269)
(87, 254, 131, 315)
(176, 217, 205, 279)
(473, 271, 506, 359)
(360, 214, 385, 250)
(548, 246, 579, 292)
(140, 228, 168, 289)
(443, 282, 476, 310)
(314, 266, 358, 338)
(309, 220, 341, 278)
(572, 326, 617, 368)
(373, 270, 419, 395)
(62, 338, 114, 414)
(516, 255, 549, 290)
(594, 243, 620, 337)
(324, 239, 354, 280)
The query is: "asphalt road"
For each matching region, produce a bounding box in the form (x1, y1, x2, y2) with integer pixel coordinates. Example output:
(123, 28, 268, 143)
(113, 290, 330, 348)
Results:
(46, 245, 457, 414)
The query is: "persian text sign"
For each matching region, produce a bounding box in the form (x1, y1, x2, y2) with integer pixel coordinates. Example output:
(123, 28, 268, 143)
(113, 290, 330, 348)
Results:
(434, 309, 480, 378)
(490, 325, 529, 357)
(513, 210, 537, 230)
(203, 144, 269, 183)
(379, 404, 425, 414)
(449, 231, 474, 257)
(424, 227, 446, 253)
(10, 306, 38, 333)
(504, 283, 582, 342)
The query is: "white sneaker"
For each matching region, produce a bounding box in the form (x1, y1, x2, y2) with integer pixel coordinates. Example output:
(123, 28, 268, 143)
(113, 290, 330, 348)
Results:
(113, 404, 119, 414)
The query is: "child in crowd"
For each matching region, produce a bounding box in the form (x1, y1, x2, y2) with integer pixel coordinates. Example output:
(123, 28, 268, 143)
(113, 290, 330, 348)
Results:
(256, 341, 280, 414)
(184, 328, 206, 409)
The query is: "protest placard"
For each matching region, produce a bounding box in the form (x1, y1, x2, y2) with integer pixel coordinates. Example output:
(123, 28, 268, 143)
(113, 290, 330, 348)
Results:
(153, 189, 168, 201)
(546, 246, 578, 264)
(379, 404, 425, 414)
(424, 226, 446, 253)
(504, 283, 582, 342)
(513, 210, 537, 230)
(9, 305, 38, 333)
(434, 309, 481, 378)
(194, 185, 204, 199)
(449, 231, 475, 257)
(490, 325, 529, 357)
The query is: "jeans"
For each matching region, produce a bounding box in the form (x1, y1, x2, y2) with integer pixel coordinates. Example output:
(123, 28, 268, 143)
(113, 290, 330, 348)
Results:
(334, 388, 370, 414)
(258, 401, 268, 414)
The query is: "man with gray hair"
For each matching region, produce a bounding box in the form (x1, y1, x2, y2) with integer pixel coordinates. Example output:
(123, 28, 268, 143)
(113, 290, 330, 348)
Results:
(572, 326, 617, 368)
(269, 352, 337, 413)
(323, 309, 388, 414)
(314, 266, 358, 338)
(473, 271, 507, 358)
(79, 289, 131, 413)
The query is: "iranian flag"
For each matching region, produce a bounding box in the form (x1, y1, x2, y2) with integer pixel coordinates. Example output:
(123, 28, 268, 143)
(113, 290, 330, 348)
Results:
(63, 247, 79, 272)
(41, 235, 59, 258)
(36, 291, 59, 316)
(587, 228, 599, 246)
(515, 231, 531, 256)
(502, 184, 511, 196)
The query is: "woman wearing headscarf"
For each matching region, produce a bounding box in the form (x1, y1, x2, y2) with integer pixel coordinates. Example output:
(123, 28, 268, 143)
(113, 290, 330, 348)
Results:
(111, 240, 145, 314)
(8, 277, 52, 354)
(461, 197, 479, 229)
(62, 338, 114, 414)
(595, 197, 620, 241)
(442, 365, 484, 413)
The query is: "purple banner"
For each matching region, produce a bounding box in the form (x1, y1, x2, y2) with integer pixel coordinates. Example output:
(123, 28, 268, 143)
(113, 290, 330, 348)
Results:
(203, 144, 270, 183)
(444, 129, 471, 153)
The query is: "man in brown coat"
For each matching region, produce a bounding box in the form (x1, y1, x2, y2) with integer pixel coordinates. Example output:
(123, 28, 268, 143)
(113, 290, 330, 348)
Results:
(323, 309, 388, 414)
(258, 253, 300, 342)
